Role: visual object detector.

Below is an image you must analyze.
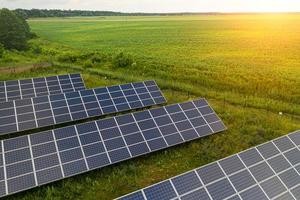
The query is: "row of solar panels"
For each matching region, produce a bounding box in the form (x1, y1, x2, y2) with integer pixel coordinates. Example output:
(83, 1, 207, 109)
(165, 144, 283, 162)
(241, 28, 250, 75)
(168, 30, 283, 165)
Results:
(0, 73, 227, 197)
(2, 74, 297, 200)
(0, 74, 166, 135)
(0, 74, 85, 103)
(0, 99, 226, 197)
(118, 130, 300, 200)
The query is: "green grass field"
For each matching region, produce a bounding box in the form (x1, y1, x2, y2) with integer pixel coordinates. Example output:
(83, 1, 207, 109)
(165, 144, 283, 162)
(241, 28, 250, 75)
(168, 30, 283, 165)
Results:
(1, 14, 300, 200)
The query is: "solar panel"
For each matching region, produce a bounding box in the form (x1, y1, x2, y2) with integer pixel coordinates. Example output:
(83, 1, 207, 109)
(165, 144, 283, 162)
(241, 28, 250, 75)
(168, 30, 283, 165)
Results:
(118, 130, 300, 200)
(0, 98, 225, 197)
(0, 80, 166, 135)
(0, 74, 85, 103)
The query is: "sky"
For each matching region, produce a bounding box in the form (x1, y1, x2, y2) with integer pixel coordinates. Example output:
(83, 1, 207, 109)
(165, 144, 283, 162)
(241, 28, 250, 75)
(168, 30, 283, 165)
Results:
(1, 0, 300, 13)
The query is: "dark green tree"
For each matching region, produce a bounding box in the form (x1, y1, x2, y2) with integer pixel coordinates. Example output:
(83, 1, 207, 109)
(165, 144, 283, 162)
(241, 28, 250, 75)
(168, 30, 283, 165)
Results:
(14, 10, 32, 39)
(0, 8, 31, 50)
(15, 9, 29, 19)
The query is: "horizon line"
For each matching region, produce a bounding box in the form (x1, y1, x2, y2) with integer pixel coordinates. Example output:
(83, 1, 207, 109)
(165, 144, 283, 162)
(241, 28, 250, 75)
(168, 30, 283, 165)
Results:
(7, 8, 300, 15)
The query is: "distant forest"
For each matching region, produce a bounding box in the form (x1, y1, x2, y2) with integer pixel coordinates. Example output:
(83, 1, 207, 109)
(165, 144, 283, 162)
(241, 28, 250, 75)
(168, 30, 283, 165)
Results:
(13, 9, 298, 18)
(14, 9, 218, 18)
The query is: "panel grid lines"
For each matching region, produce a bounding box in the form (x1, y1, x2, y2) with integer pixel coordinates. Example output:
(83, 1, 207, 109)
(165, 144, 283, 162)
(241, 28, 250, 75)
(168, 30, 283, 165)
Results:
(17, 80, 22, 100)
(169, 180, 180, 198)
(178, 103, 200, 138)
(279, 137, 300, 199)
(0, 74, 85, 103)
(235, 153, 268, 200)
(118, 130, 300, 200)
(113, 117, 133, 158)
(95, 122, 112, 164)
(1, 140, 8, 195)
(142, 81, 169, 146)
(0, 80, 165, 135)
(222, 153, 295, 199)
(78, 90, 89, 120)
(194, 170, 214, 200)
(2, 110, 220, 155)
(148, 110, 169, 150)
(221, 145, 297, 200)
(31, 78, 37, 99)
(92, 89, 104, 115)
(27, 136, 38, 186)
(142, 82, 156, 106)
(0, 84, 161, 112)
(0, 98, 225, 197)
(30, 98, 38, 128)
(63, 92, 74, 121)
(47, 95, 57, 124)
(68, 74, 76, 96)
(74, 126, 89, 171)
(131, 112, 151, 154)
(253, 144, 292, 200)
(216, 161, 243, 200)
(117, 87, 138, 157)
(106, 84, 119, 112)
(78, 74, 87, 91)
(35, 163, 60, 174)
(131, 83, 145, 108)
(57, 76, 65, 102)
(13, 101, 19, 132)
(192, 101, 214, 133)
(44, 77, 51, 100)
(3, 81, 7, 102)
(120, 84, 133, 110)
(162, 106, 185, 142)
(51, 130, 64, 178)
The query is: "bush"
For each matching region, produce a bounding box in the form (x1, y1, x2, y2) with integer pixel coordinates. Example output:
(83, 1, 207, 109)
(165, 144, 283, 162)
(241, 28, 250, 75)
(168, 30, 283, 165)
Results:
(83, 60, 93, 69)
(76, 52, 93, 60)
(0, 43, 4, 58)
(43, 48, 59, 56)
(0, 52, 17, 63)
(57, 52, 78, 63)
(30, 45, 42, 55)
(112, 52, 134, 68)
(91, 54, 103, 63)
(29, 32, 38, 39)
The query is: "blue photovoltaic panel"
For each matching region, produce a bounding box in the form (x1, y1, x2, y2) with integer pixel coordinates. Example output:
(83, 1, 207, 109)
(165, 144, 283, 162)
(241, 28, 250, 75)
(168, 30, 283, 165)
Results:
(0, 80, 166, 135)
(118, 130, 300, 200)
(0, 74, 85, 103)
(0, 98, 225, 197)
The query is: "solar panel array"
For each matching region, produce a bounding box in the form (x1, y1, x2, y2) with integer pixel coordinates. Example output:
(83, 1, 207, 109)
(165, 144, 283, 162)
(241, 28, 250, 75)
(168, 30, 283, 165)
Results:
(0, 80, 166, 135)
(0, 99, 226, 197)
(0, 74, 85, 103)
(118, 130, 300, 200)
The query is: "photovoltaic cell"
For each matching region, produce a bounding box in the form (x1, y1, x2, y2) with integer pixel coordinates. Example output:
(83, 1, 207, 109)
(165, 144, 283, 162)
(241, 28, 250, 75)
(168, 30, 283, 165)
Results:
(0, 74, 85, 103)
(0, 98, 225, 197)
(118, 130, 300, 200)
(0, 80, 166, 135)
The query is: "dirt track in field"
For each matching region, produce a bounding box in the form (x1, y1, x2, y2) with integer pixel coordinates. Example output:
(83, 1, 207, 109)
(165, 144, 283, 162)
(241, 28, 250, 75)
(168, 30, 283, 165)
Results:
(0, 62, 52, 74)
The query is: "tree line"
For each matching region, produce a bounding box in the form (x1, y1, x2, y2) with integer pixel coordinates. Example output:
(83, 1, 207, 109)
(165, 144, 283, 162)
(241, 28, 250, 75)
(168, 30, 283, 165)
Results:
(14, 9, 218, 18)
(7, 9, 300, 19)
(14, 9, 127, 18)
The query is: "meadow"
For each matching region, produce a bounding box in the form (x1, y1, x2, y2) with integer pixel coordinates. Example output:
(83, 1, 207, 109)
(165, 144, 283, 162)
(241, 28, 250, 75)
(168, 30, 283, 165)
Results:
(0, 14, 300, 199)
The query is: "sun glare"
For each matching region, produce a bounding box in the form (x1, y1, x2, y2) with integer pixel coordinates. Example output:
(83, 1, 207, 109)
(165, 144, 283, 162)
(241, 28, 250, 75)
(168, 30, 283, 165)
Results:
(222, 0, 300, 13)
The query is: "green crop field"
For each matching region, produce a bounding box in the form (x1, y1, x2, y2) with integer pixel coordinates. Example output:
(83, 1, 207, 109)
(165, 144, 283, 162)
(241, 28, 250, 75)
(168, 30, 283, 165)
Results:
(1, 14, 300, 200)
